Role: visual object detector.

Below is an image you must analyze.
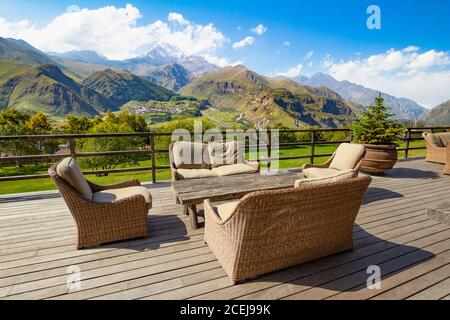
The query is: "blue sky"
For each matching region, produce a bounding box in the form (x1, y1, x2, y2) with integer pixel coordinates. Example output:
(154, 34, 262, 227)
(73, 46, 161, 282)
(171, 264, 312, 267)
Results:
(0, 0, 449, 106)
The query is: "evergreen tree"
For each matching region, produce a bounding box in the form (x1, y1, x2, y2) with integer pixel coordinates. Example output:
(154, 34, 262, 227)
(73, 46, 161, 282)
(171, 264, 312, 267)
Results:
(351, 95, 404, 145)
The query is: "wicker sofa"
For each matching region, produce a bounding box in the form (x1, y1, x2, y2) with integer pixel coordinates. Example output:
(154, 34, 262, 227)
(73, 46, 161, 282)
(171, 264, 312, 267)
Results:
(204, 175, 372, 284)
(423, 132, 450, 164)
(303, 143, 366, 178)
(169, 141, 259, 181)
(49, 158, 151, 249)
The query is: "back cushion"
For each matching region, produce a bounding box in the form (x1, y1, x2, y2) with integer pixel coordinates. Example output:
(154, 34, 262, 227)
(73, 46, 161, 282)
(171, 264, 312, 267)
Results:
(427, 133, 445, 147)
(435, 133, 450, 147)
(294, 169, 357, 188)
(208, 141, 245, 168)
(172, 141, 210, 169)
(329, 143, 365, 170)
(56, 157, 93, 200)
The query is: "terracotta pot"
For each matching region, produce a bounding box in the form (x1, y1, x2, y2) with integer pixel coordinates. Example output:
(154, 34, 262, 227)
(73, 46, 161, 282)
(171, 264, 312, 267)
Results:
(360, 144, 398, 174)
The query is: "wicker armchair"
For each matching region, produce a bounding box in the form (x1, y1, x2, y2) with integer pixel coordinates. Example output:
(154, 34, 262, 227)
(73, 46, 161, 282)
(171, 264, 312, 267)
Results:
(49, 159, 150, 249)
(423, 132, 450, 164)
(303, 143, 366, 178)
(204, 176, 372, 284)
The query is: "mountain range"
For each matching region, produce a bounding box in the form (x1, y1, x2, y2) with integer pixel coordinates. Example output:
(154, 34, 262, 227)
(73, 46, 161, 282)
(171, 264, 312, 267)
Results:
(180, 66, 362, 128)
(49, 43, 218, 79)
(419, 100, 450, 126)
(296, 73, 428, 122)
(1, 36, 448, 128)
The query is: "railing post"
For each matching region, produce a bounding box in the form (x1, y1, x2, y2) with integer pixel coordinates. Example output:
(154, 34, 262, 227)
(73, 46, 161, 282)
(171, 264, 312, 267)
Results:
(149, 134, 156, 184)
(267, 130, 272, 170)
(405, 128, 411, 159)
(310, 130, 316, 164)
(68, 138, 76, 158)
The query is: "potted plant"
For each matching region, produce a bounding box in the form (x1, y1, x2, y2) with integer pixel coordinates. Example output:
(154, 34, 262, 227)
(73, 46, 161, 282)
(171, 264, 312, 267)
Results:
(351, 94, 404, 174)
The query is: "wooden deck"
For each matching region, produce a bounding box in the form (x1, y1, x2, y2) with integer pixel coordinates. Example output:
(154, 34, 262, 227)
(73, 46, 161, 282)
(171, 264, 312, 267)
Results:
(1, 157, 450, 300)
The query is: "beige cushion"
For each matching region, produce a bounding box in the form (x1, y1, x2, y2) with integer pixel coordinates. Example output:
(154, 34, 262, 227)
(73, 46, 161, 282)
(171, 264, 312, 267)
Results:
(57, 157, 92, 200)
(172, 141, 210, 169)
(93, 186, 152, 205)
(213, 201, 240, 221)
(208, 141, 244, 168)
(212, 164, 258, 176)
(329, 143, 365, 170)
(303, 167, 340, 179)
(177, 168, 218, 179)
(295, 170, 357, 188)
(435, 133, 450, 147)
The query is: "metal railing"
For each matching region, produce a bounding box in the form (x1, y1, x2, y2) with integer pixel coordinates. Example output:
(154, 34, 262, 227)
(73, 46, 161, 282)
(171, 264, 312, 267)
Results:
(1, 127, 449, 183)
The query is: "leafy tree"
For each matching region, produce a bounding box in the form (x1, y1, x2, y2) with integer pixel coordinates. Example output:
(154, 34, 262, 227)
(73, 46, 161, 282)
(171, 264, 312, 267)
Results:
(0, 110, 56, 165)
(78, 111, 148, 176)
(0, 109, 32, 161)
(26, 112, 57, 155)
(268, 123, 297, 143)
(351, 95, 404, 145)
(57, 115, 94, 134)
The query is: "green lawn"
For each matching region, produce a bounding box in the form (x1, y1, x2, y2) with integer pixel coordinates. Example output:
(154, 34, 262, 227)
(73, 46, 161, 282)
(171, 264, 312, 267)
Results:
(0, 140, 426, 195)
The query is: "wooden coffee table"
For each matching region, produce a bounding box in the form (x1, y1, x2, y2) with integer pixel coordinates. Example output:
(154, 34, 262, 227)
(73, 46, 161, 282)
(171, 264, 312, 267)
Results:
(172, 172, 300, 229)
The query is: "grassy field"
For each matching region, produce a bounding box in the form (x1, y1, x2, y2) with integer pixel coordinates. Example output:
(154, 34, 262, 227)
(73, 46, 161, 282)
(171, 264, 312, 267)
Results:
(0, 140, 426, 195)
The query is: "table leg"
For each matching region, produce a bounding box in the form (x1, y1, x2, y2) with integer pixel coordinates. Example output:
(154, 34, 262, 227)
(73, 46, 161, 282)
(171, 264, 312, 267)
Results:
(186, 204, 199, 230)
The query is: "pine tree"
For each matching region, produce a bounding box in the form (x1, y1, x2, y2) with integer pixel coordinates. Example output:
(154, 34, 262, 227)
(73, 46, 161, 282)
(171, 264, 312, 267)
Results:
(351, 94, 404, 145)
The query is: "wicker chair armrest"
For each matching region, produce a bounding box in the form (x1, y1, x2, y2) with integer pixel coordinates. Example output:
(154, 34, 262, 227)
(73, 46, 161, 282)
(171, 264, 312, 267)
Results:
(204, 199, 227, 225)
(302, 153, 335, 170)
(87, 179, 141, 192)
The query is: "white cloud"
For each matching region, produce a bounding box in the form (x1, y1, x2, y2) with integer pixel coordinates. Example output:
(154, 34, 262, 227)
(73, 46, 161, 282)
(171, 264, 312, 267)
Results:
(275, 64, 303, 78)
(403, 45, 420, 53)
(251, 24, 267, 36)
(323, 47, 450, 107)
(232, 36, 255, 49)
(321, 54, 334, 69)
(0, 5, 229, 63)
(203, 54, 243, 68)
(304, 50, 314, 60)
(283, 41, 291, 47)
(168, 12, 189, 25)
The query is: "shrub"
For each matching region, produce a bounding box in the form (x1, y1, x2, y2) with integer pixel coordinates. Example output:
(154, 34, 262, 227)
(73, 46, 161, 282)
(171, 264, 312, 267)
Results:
(351, 95, 404, 145)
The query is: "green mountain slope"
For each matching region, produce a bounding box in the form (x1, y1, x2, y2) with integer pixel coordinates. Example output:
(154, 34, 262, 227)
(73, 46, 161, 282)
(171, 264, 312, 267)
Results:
(0, 61, 109, 117)
(180, 66, 360, 128)
(419, 100, 450, 126)
(83, 69, 175, 110)
(0, 37, 55, 66)
(146, 63, 192, 91)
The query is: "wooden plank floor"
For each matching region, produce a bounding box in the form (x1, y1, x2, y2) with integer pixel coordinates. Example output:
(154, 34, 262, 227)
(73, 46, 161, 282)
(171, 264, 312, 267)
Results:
(1, 157, 450, 300)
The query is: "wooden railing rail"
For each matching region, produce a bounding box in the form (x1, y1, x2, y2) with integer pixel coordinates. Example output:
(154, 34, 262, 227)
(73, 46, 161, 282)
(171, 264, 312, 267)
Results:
(1, 126, 449, 182)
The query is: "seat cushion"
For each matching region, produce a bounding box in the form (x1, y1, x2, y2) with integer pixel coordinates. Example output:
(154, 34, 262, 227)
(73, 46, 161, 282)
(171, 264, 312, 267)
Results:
(435, 133, 450, 147)
(57, 157, 92, 200)
(213, 201, 240, 221)
(176, 169, 218, 179)
(295, 169, 357, 188)
(172, 141, 210, 169)
(93, 186, 152, 205)
(212, 164, 258, 176)
(329, 143, 365, 170)
(303, 167, 341, 179)
(208, 141, 244, 168)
